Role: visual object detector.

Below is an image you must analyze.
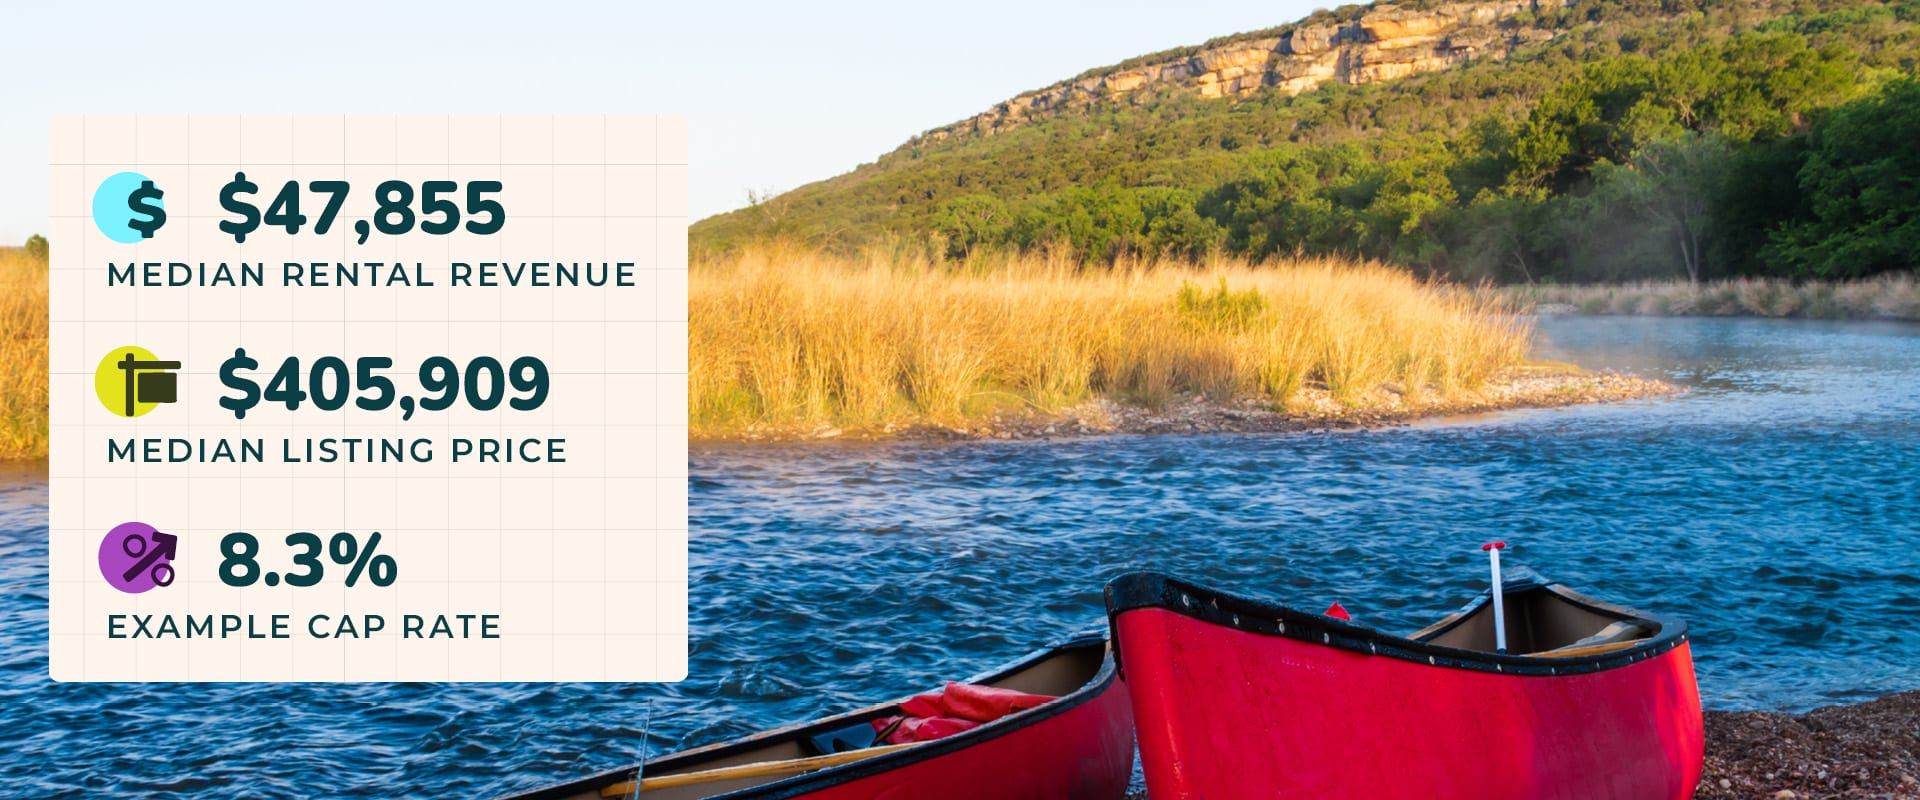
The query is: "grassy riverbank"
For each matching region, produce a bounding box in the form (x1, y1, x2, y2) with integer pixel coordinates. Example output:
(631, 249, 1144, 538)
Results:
(691, 245, 1643, 441)
(0, 239, 1670, 455)
(0, 246, 47, 460)
(1510, 275, 1920, 321)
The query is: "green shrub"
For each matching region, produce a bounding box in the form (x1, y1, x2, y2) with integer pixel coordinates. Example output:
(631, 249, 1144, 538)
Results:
(1177, 278, 1268, 331)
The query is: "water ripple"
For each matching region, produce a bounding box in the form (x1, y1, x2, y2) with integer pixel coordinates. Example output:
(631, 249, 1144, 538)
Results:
(3, 317, 1919, 797)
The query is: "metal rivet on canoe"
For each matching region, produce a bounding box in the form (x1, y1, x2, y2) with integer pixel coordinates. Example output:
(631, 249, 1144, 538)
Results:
(1368, 642, 1377, 655)
(1231, 614, 1240, 626)
(1322, 633, 1330, 644)
(1496, 663, 1503, 673)
(1277, 622, 1285, 634)
(1428, 656, 1436, 665)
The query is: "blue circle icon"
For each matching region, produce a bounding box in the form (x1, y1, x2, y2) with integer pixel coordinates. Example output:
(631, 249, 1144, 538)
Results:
(93, 171, 166, 244)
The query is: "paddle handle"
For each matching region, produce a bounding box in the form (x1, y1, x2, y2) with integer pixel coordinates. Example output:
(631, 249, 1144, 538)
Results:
(599, 743, 921, 796)
(1534, 638, 1648, 659)
(1483, 542, 1507, 654)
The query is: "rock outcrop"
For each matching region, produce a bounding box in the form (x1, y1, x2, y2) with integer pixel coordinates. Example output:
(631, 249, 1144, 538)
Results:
(918, 0, 1566, 143)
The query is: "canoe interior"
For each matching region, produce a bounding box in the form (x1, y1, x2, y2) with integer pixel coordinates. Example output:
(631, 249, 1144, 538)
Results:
(1410, 581, 1653, 655)
(511, 640, 1108, 800)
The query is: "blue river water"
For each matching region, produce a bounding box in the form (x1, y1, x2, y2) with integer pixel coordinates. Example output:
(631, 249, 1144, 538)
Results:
(2, 316, 1918, 798)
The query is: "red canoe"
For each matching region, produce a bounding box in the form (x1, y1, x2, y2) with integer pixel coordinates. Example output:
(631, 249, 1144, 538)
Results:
(499, 635, 1134, 800)
(1107, 570, 1704, 799)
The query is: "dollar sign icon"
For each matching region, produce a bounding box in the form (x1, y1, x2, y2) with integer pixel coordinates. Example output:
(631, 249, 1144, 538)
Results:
(218, 347, 261, 420)
(218, 171, 261, 243)
(93, 172, 164, 245)
(125, 181, 166, 239)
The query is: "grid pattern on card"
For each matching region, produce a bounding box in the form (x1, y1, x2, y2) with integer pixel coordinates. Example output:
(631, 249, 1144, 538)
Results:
(47, 115, 688, 682)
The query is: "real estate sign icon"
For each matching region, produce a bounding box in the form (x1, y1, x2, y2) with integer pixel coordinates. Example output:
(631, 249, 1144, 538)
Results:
(93, 346, 180, 418)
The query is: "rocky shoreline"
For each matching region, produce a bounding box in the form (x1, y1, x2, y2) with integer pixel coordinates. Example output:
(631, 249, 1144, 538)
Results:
(695, 368, 1676, 444)
(1696, 691, 1920, 799)
(1511, 274, 1920, 322)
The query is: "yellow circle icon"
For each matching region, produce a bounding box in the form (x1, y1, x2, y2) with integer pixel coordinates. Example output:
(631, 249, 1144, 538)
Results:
(95, 346, 182, 418)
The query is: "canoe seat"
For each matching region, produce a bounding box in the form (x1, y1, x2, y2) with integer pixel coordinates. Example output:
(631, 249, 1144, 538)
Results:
(1529, 620, 1650, 657)
(805, 722, 879, 755)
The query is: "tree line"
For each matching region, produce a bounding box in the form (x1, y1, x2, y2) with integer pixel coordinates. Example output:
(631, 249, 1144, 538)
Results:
(694, 0, 1920, 283)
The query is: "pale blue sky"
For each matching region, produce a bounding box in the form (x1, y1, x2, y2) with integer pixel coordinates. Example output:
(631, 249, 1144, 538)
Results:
(0, 0, 1323, 244)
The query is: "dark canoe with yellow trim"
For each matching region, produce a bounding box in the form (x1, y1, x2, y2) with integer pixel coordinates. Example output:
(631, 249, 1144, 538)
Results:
(497, 636, 1133, 800)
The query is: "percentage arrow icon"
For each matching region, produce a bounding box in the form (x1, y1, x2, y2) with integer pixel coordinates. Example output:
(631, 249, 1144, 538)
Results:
(122, 530, 178, 583)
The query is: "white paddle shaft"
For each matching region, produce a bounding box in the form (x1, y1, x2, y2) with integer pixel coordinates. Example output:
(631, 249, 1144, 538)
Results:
(1486, 542, 1508, 654)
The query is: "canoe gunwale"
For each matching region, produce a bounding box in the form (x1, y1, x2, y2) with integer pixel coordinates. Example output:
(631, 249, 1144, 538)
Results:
(1104, 572, 1689, 679)
(496, 634, 1122, 800)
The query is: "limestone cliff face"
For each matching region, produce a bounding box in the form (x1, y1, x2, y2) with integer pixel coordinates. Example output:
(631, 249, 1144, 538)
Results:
(919, 0, 1566, 143)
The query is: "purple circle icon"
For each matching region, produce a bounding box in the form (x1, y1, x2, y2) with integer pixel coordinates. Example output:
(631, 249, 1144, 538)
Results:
(99, 521, 179, 594)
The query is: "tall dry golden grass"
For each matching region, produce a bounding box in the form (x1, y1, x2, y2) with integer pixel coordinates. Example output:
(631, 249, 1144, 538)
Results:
(691, 244, 1532, 436)
(0, 239, 1535, 451)
(0, 246, 49, 459)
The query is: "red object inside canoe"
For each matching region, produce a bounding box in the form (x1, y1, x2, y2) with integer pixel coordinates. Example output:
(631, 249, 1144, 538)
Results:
(872, 682, 1058, 744)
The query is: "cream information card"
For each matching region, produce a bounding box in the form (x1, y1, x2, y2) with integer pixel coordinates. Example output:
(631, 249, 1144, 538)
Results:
(48, 114, 687, 682)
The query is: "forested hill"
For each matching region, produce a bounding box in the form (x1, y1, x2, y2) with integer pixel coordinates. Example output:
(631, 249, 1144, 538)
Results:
(693, 0, 1920, 283)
